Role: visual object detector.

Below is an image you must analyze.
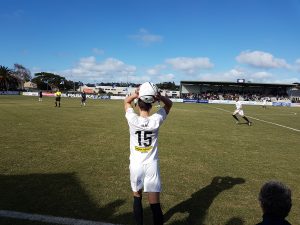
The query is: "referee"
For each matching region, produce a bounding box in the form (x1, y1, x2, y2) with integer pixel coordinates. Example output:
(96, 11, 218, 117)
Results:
(55, 90, 62, 107)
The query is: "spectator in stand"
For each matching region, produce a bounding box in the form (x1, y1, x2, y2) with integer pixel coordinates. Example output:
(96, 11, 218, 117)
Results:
(256, 181, 292, 225)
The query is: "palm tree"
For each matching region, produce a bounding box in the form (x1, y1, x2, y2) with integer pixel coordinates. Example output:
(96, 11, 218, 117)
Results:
(0, 66, 13, 90)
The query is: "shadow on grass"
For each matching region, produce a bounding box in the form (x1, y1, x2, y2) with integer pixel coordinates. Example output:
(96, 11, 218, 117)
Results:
(0, 173, 133, 224)
(164, 176, 246, 225)
(0, 174, 245, 225)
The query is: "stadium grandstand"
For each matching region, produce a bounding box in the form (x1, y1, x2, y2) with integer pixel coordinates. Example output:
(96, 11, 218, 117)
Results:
(180, 80, 300, 103)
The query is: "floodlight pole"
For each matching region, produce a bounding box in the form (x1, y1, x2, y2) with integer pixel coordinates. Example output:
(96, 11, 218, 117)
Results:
(127, 74, 129, 96)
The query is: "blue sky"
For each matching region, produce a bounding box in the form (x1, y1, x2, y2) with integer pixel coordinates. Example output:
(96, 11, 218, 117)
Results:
(1, 0, 300, 84)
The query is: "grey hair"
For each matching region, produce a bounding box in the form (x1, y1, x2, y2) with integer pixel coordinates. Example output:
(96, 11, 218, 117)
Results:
(259, 181, 292, 218)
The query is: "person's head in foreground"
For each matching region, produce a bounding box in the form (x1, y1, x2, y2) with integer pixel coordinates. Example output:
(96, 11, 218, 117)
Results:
(137, 98, 153, 112)
(259, 180, 292, 219)
(137, 82, 159, 112)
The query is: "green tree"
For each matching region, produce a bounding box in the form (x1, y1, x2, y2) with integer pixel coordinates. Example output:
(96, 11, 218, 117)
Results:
(63, 80, 76, 91)
(156, 82, 179, 90)
(32, 72, 66, 91)
(0, 66, 18, 90)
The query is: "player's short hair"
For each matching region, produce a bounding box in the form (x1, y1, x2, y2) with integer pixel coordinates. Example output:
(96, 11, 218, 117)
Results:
(138, 99, 152, 112)
(258, 181, 292, 218)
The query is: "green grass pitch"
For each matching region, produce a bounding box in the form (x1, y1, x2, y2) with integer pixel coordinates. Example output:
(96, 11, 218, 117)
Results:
(0, 95, 299, 225)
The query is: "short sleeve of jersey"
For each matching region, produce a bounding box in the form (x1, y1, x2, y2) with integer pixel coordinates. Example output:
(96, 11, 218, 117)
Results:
(154, 108, 167, 124)
(125, 108, 137, 122)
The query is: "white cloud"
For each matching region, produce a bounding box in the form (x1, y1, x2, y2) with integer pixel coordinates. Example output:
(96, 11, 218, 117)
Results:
(157, 73, 175, 82)
(146, 65, 166, 76)
(129, 28, 163, 45)
(223, 68, 245, 79)
(147, 68, 159, 76)
(198, 68, 245, 82)
(129, 75, 152, 84)
(197, 68, 275, 83)
(166, 57, 214, 74)
(295, 58, 300, 72)
(245, 72, 274, 83)
(251, 71, 272, 79)
(197, 68, 299, 84)
(236, 50, 290, 69)
(92, 48, 104, 55)
(64, 56, 136, 82)
(31, 67, 42, 74)
(77, 56, 96, 70)
(267, 77, 300, 84)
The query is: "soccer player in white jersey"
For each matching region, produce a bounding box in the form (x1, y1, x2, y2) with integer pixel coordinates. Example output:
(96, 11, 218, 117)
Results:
(232, 97, 252, 126)
(124, 82, 172, 225)
(262, 98, 267, 109)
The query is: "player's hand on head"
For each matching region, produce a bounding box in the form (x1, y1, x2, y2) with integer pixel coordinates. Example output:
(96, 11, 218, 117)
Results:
(154, 91, 161, 101)
(134, 87, 140, 98)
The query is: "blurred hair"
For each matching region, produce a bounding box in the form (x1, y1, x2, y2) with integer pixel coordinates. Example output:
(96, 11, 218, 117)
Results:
(138, 99, 152, 112)
(259, 181, 292, 218)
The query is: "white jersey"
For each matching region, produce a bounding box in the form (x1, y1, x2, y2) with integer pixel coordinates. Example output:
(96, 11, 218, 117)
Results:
(263, 99, 267, 105)
(235, 101, 242, 110)
(125, 107, 167, 165)
(233, 100, 244, 116)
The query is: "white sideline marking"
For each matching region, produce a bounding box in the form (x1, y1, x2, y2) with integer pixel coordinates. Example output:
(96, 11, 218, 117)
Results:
(0, 210, 120, 225)
(211, 106, 300, 133)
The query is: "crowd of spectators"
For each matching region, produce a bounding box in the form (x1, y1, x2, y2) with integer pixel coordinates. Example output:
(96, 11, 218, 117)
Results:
(291, 97, 300, 103)
(181, 91, 290, 102)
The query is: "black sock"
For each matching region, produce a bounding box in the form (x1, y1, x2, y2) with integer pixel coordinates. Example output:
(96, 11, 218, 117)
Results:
(232, 115, 239, 121)
(133, 196, 143, 225)
(243, 116, 250, 122)
(150, 203, 164, 225)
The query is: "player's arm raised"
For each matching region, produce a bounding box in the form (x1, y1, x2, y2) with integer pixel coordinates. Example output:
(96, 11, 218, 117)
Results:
(124, 90, 139, 111)
(157, 93, 172, 114)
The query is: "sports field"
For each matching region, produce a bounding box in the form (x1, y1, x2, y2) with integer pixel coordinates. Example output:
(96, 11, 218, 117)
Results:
(0, 95, 299, 225)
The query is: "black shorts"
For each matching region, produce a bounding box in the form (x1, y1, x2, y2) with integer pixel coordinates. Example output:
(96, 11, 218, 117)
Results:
(56, 97, 61, 101)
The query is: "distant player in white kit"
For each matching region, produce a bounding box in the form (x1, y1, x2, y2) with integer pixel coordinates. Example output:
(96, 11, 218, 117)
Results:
(262, 98, 267, 109)
(124, 82, 172, 225)
(232, 97, 252, 126)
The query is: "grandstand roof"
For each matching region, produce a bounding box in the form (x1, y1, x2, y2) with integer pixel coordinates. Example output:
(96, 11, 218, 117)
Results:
(180, 81, 297, 88)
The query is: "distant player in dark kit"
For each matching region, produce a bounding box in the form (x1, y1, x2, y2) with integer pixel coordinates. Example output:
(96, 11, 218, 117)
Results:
(39, 90, 43, 102)
(55, 90, 62, 107)
(81, 91, 87, 106)
(232, 97, 252, 126)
